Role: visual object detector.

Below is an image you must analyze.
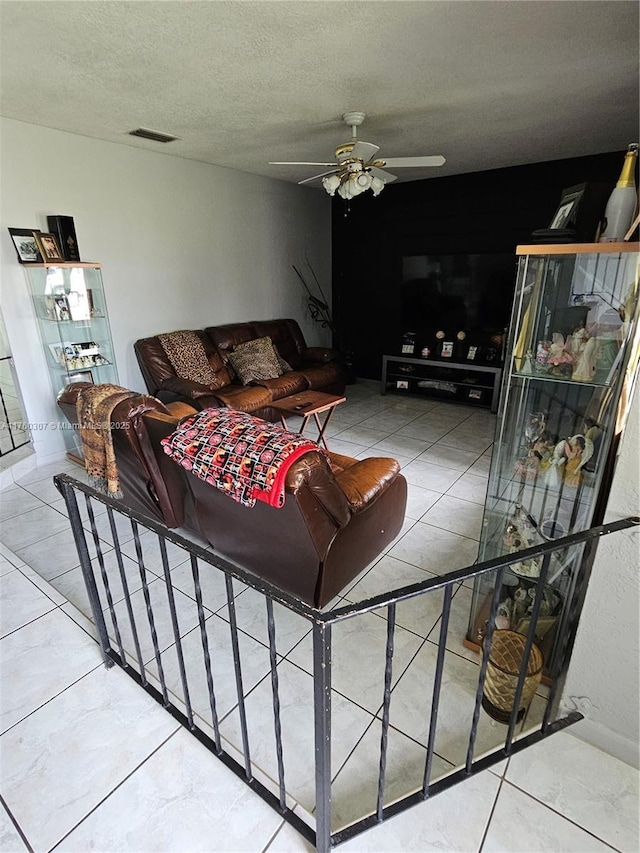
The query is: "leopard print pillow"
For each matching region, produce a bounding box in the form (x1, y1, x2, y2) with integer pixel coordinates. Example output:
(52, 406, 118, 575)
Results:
(227, 336, 283, 385)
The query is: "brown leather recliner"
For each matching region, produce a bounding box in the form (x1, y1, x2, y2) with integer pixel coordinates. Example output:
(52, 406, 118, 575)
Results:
(58, 384, 407, 608)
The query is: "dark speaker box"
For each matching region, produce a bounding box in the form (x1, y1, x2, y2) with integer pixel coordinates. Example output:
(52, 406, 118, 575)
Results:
(47, 215, 81, 262)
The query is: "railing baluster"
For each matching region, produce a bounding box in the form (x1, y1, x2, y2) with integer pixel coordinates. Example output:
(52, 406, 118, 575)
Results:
(313, 620, 332, 853)
(190, 555, 222, 752)
(56, 479, 113, 666)
(225, 575, 252, 780)
(266, 598, 287, 811)
(87, 501, 125, 662)
(376, 602, 396, 821)
(423, 584, 453, 796)
(131, 519, 169, 706)
(466, 567, 505, 772)
(158, 536, 194, 728)
(504, 552, 552, 752)
(106, 504, 147, 680)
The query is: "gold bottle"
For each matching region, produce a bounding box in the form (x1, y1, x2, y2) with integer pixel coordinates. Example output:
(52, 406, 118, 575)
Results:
(599, 144, 638, 242)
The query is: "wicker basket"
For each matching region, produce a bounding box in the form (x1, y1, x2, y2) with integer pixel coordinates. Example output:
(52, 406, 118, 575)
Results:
(482, 629, 544, 724)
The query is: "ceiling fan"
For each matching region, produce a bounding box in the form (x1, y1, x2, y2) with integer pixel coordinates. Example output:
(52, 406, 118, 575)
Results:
(269, 111, 445, 200)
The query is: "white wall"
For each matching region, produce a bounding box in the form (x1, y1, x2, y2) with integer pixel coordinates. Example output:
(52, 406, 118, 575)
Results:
(0, 117, 331, 459)
(562, 382, 640, 768)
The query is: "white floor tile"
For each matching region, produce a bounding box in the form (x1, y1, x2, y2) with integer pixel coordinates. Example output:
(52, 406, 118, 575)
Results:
(484, 781, 613, 851)
(446, 471, 489, 505)
(404, 483, 442, 520)
(506, 730, 640, 852)
(286, 610, 423, 714)
(1, 665, 179, 852)
(401, 459, 463, 493)
(331, 720, 452, 832)
(389, 522, 479, 576)
(371, 433, 433, 460)
(0, 503, 70, 552)
(59, 728, 284, 852)
(0, 569, 57, 638)
(0, 608, 101, 734)
(219, 658, 374, 812)
(339, 770, 499, 851)
(0, 805, 28, 853)
(15, 526, 111, 580)
(421, 494, 485, 540)
(0, 486, 45, 523)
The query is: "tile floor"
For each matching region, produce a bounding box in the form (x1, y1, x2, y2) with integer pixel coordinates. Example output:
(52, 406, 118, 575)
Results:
(1, 380, 638, 852)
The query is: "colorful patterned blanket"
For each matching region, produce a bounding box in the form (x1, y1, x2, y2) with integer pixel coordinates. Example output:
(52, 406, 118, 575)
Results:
(161, 409, 323, 508)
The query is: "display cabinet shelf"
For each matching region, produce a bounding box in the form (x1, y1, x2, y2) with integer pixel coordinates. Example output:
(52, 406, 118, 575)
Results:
(24, 262, 119, 460)
(465, 242, 639, 680)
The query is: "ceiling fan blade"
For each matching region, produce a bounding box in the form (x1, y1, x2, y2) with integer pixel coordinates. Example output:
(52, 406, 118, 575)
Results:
(381, 155, 446, 168)
(350, 141, 380, 162)
(269, 161, 338, 166)
(298, 170, 338, 186)
(369, 166, 398, 183)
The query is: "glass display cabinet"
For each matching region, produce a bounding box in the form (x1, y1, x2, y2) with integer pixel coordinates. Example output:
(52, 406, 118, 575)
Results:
(465, 243, 639, 679)
(24, 262, 118, 458)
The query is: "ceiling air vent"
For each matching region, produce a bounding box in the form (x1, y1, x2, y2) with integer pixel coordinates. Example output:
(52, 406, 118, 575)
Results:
(128, 128, 179, 144)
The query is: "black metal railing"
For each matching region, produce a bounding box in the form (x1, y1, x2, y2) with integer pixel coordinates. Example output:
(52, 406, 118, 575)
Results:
(53, 473, 639, 852)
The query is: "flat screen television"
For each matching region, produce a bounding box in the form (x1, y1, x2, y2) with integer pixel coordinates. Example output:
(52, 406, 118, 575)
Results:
(401, 253, 517, 331)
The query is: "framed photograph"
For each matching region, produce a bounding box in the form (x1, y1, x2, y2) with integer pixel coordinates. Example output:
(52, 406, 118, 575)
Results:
(401, 344, 415, 354)
(8, 228, 42, 263)
(396, 380, 409, 390)
(468, 389, 483, 400)
(68, 370, 94, 385)
(441, 341, 454, 358)
(34, 232, 64, 262)
(467, 346, 478, 361)
(548, 185, 585, 230)
(53, 294, 71, 321)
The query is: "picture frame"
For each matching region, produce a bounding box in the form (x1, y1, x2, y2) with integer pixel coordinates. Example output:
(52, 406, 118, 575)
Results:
(396, 380, 409, 390)
(34, 231, 64, 262)
(548, 185, 585, 230)
(467, 345, 478, 361)
(68, 370, 94, 385)
(441, 341, 454, 358)
(8, 228, 42, 263)
(53, 294, 71, 321)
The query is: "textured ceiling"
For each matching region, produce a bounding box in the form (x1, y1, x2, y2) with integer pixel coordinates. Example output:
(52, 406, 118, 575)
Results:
(1, 1, 638, 186)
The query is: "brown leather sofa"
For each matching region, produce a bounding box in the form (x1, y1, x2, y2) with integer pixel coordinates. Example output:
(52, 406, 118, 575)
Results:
(58, 384, 407, 608)
(134, 319, 345, 421)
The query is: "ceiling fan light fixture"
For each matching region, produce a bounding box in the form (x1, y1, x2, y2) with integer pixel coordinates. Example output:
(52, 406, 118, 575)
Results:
(370, 175, 385, 196)
(322, 174, 341, 196)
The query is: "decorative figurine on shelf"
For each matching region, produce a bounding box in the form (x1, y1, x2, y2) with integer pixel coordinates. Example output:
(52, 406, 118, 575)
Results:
(520, 350, 535, 375)
(503, 504, 542, 578)
(513, 412, 555, 479)
(535, 340, 551, 372)
(546, 434, 594, 489)
(546, 332, 574, 376)
(572, 335, 598, 382)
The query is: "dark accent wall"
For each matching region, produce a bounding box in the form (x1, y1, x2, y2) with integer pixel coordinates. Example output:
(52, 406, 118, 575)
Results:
(331, 151, 628, 379)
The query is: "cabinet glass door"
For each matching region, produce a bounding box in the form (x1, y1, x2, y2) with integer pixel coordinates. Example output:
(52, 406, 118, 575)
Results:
(467, 246, 639, 678)
(25, 263, 119, 457)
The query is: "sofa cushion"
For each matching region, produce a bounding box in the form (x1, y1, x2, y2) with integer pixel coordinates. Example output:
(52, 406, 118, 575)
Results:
(296, 360, 345, 391)
(211, 384, 272, 413)
(253, 371, 308, 400)
(228, 336, 283, 385)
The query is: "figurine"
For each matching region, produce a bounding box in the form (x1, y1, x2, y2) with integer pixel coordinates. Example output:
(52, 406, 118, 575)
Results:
(572, 335, 598, 381)
(546, 434, 594, 489)
(547, 333, 574, 376)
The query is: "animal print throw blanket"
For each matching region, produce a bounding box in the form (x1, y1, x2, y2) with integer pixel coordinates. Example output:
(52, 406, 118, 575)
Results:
(76, 384, 138, 497)
(157, 330, 218, 386)
(161, 409, 322, 508)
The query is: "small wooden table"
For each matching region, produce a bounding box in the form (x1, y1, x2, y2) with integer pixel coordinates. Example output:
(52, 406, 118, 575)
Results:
(270, 390, 346, 449)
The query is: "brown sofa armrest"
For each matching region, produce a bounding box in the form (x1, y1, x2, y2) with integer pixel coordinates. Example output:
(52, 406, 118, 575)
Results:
(159, 376, 216, 400)
(164, 401, 198, 419)
(334, 457, 401, 513)
(304, 346, 340, 364)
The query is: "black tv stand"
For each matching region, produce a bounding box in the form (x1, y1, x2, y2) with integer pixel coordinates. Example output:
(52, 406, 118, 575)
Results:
(381, 355, 502, 413)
